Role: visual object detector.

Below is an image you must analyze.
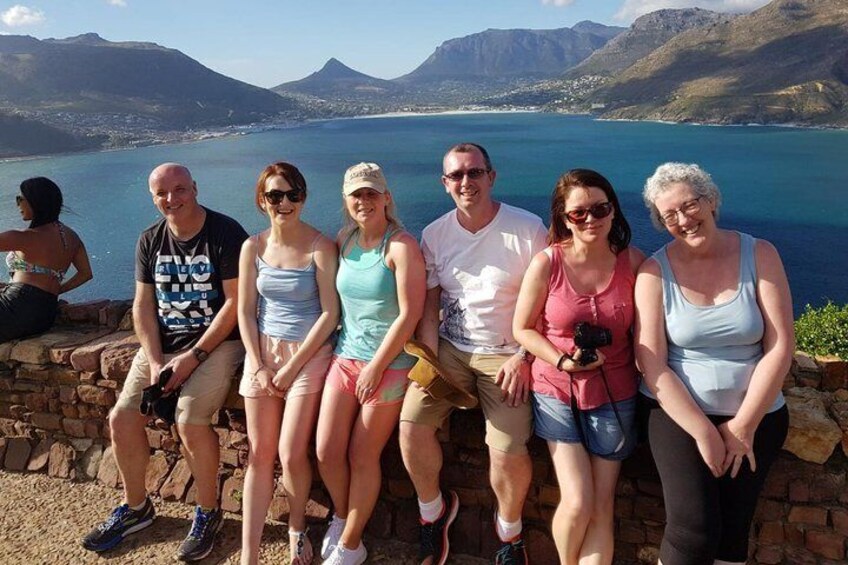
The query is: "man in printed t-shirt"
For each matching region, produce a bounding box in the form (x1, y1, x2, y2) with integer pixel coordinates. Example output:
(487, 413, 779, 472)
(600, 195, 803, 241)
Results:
(82, 163, 248, 561)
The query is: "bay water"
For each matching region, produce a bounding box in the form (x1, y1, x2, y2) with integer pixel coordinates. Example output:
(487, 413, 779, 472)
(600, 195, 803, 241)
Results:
(1, 112, 846, 314)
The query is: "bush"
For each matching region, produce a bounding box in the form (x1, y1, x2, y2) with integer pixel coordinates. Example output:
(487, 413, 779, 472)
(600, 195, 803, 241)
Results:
(794, 302, 848, 359)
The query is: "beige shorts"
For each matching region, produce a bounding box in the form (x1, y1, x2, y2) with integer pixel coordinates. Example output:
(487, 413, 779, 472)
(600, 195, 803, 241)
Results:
(114, 340, 244, 426)
(239, 334, 332, 399)
(400, 339, 532, 454)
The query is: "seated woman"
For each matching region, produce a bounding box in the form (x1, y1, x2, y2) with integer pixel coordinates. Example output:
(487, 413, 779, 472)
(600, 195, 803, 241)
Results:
(513, 169, 644, 565)
(0, 177, 92, 343)
(634, 163, 793, 565)
(316, 162, 425, 565)
(237, 162, 339, 565)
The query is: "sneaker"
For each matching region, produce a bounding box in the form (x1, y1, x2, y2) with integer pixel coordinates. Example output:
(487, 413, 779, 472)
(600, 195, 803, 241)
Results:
(321, 514, 346, 559)
(494, 534, 528, 565)
(418, 490, 459, 565)
(325, 542, 368, 565)
(176, 506, 223, 562)
(81, 497, 156, 552)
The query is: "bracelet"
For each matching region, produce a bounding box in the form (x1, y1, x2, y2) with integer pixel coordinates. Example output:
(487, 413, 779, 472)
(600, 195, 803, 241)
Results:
(556, 353, 572, 372)
(251, 364, 266, 377)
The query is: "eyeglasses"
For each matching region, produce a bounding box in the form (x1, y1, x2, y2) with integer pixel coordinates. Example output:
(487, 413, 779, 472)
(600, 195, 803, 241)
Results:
(263, 188, 305, 205)
(659, 196, 703, 226)
(565, 202, 613, 225)
(15, 195, 24, 205)
(443, 168, 490, 183)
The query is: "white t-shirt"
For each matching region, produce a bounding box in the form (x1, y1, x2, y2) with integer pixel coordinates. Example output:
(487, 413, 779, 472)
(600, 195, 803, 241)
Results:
(421, 203, 547, 354)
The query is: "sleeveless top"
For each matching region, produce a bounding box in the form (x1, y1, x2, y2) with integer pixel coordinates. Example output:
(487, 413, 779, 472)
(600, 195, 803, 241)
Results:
(639, 232, 785, 416)
(255, 235, 322, 342)
(6, 222, 69, 282)
(531, 245, 639, 410)
(334, 227, 415, 369)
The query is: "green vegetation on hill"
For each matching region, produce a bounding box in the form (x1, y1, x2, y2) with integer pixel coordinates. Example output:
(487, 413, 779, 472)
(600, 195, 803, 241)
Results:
(0, 112, 105, 159)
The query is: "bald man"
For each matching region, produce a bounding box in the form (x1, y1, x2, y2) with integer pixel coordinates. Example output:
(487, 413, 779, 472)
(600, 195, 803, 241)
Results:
(83, 163, 248, 561)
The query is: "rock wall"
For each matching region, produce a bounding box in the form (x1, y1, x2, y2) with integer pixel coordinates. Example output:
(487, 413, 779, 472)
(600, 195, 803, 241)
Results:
(1, 300, 847, 564)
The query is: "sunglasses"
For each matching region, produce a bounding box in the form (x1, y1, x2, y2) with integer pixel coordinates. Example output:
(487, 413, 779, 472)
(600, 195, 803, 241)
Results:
(263, 188, 305, 205)
(565, 201, 613, 225)
(443, 168, 489, 183)
(15, 195, 24, 205)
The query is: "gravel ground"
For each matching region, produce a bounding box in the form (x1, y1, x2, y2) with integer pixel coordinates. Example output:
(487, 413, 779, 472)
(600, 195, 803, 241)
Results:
(0, 470, 487, 565)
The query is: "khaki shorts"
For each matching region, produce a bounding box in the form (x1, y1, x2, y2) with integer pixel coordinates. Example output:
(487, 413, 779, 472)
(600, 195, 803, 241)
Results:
(400, 339, 532, 454)
(113, 340, 244, 426)
(240, 334, 332, 399)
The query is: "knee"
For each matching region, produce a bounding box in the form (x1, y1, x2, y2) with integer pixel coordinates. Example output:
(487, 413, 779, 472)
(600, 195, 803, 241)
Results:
(278, 445, 307, 473)
(247, 440, 278, 470)
(558, 492, 593, 523)
(490, 450, 530, 480)
(316, 438, 343, 469)
(399, 421, 430, 454)
(663, 514, 721, 561)
(348, 444, 379, 474)
(176, 423, 211, 452)
(108, 409, 143, 444)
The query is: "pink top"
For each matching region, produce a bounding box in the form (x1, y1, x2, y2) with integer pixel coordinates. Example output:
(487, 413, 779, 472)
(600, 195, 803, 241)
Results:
(531, 245, 639, 410)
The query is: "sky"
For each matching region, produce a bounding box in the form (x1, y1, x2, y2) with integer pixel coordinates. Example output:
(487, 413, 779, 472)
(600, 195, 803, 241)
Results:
(0, 0, 772, 87)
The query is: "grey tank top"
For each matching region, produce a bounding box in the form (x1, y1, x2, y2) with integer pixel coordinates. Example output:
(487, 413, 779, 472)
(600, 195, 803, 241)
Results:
(639, 232, 785, 415)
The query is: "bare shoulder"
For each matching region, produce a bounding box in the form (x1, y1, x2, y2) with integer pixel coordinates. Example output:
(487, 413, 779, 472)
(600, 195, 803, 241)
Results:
(754, 237, 782, 264)
(627, 246, 647, 274)
(637, 255, 661, 278)
(387, 230, 421, 250)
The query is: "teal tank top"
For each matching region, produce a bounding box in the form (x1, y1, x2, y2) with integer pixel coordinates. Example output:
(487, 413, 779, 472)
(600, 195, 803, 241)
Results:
(639, 232, 785, 415)
(334, 228, 414, 369)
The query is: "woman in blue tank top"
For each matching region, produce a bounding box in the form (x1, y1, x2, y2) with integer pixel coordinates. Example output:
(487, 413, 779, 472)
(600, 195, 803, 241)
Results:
(237, 162, 340, 565)
(634, 163, 794, 565)
(315, 162, 425, 565)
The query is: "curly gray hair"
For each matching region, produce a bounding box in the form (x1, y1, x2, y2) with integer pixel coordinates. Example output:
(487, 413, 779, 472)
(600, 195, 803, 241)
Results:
(643, 162, 722, 229)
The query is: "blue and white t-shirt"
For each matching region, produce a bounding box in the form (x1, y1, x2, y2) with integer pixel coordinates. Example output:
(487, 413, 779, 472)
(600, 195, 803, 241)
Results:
(135, 207, 248, 353)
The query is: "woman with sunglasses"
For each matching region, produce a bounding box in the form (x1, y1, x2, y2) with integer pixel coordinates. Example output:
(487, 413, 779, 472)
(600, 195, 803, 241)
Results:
(1, 177, 92, 343)
(634, 163, 792, 565)
(513, 169, 643, 565)
(237, 162, 340, 565)
(315, 162, 425, 565)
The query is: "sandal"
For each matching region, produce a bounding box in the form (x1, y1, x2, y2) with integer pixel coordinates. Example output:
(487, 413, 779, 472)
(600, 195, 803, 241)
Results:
(289, 528, 313, 565)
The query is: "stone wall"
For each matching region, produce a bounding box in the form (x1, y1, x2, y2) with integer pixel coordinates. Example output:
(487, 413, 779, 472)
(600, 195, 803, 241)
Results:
(1, 300, 847, 564)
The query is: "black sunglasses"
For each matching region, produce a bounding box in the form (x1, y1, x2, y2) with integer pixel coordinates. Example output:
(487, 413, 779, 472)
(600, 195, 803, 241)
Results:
(565, 202, 613, 225)
(15, 195, 24, 205)
(443, 168, 490, 183)
(264, 188, 305, 205)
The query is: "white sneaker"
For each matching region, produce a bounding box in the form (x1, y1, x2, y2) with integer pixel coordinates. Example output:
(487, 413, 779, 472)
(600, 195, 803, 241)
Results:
(325, 542, 367, 565)
(320, 514, 346, 560)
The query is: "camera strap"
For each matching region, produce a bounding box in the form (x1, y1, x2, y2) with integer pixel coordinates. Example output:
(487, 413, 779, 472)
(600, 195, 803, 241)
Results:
(568, 366, 626, 456)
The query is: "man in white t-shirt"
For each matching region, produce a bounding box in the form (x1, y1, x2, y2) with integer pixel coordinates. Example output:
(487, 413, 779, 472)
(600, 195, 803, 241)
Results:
(400, 143, 547, 565)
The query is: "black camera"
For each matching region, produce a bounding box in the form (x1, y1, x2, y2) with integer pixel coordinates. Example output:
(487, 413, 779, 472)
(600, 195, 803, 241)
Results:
(139, 367, 180, 424)
(573, 322, 612, 366)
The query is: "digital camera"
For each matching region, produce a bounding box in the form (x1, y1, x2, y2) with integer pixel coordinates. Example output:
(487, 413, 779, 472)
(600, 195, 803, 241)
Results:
(573, 322, 612, 366)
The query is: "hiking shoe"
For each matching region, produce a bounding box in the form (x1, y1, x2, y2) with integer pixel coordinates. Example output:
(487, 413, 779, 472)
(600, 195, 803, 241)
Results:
(321, 514, 346, 559)
(418, 490, 459, 565)
(176, 506, 223, 562)
(494, 534, 528, 565)
(81, 497, 156, 552)
(325, 542, 368, 565)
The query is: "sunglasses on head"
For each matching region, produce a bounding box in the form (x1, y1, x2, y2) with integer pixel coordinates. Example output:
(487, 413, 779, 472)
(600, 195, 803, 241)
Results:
(565, 201, 613, 225)
(263, 188, 305, 205)
(443, 168, 489, 183)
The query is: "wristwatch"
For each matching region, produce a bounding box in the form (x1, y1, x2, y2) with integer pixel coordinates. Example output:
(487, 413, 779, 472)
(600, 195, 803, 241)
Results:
(191, 346, 209, 363)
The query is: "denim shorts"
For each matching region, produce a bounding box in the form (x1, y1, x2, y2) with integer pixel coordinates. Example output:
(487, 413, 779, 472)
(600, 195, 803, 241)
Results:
(532, 392, 637, 461)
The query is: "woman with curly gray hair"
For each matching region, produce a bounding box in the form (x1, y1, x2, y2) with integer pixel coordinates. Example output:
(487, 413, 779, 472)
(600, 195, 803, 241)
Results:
(634, 162, 793, 565)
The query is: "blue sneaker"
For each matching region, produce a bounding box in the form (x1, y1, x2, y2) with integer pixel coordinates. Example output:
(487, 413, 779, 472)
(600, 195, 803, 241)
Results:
(81, 498, 156, 552)
(177, 506, 223, 561)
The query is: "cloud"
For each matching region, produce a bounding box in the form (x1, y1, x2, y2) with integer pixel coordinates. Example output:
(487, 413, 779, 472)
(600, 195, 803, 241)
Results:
(107, 0, 127, 6)
(615, 0, 772, 21)
(542, 0, 577, 6)
(1, 5, 46, 26)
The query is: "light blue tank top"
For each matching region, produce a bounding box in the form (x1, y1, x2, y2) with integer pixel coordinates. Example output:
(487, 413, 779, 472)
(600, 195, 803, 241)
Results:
(334, 228, 414, 369)
(256, 241, 322, 342)
(640, 232, 785, 415)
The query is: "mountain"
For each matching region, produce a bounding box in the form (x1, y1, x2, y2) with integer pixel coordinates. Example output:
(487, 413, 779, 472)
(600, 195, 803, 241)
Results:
(273, 58, 402, 101)
(398, 24, 626, 82)
(596, 0, 848, 126)
(567, 8, 734, 78)
(0, 111, 105, 158)
(0, 33, 299, 129)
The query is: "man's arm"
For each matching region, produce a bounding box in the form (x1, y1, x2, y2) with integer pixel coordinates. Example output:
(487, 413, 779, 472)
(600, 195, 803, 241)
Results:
(133, 282, 166, 386)
(415, 286, 442, 354)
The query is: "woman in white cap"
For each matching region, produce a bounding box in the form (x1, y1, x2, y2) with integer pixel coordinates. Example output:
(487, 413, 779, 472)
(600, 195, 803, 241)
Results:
(316, 162, 425, 565)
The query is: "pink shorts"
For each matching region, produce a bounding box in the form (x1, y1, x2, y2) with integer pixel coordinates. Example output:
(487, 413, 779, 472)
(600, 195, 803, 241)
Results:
(326, 356, 410, 406)
(239, 334, 332, 399)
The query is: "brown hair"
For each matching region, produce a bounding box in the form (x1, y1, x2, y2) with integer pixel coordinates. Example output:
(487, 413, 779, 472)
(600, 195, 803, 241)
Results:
(254, 162, 307, 212)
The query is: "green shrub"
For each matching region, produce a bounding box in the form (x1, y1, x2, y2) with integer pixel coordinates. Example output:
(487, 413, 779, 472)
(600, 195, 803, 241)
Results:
(794, 302, 848, 359)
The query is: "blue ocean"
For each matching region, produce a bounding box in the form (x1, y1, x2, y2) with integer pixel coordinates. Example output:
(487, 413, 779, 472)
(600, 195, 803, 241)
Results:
(1, 112, 846, 314)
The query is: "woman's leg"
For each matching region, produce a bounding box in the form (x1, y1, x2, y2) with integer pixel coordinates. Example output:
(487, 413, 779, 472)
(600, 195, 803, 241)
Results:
(577, 456, 622, 565)
(338, 402, 403, 550)
(241, 396, 284, 565)
(315, 385, 360, 519)
(548, 441, 594, 565)
(279, 390, 322, 563)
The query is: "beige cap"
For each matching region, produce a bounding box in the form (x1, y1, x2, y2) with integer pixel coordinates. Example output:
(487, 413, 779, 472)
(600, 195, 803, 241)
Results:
(343, 162, 388, 196)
